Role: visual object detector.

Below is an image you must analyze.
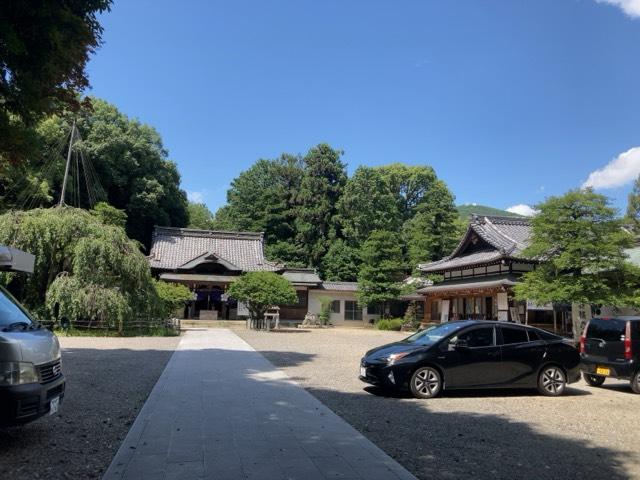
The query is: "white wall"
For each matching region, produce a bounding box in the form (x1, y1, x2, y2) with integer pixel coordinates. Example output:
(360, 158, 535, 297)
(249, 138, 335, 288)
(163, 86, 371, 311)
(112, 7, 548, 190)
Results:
(308, 290, 379, 326)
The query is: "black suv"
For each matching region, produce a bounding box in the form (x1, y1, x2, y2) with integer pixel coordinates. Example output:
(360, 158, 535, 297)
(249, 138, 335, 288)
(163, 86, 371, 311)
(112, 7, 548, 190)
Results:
(580, 316, 640, 393)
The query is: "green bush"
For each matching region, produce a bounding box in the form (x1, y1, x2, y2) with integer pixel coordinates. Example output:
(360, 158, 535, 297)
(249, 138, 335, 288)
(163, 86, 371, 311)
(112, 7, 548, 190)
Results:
(154, 280, 192, 318)
(375, 318, 404, 331)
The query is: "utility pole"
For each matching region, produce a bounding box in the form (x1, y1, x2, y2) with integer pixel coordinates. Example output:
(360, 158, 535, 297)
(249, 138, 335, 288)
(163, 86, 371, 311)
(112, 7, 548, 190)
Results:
(58, 120, 76, 207)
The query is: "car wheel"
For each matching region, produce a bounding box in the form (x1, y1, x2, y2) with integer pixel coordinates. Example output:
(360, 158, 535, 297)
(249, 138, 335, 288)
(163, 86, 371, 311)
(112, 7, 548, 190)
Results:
(538, 365, 566, 396)
(583, 373, 606, 387)
(631, 370, 640, 394)
(410, 366, 442, 399)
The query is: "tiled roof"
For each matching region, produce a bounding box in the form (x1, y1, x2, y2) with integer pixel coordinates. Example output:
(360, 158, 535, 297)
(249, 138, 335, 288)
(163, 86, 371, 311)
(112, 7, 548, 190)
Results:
(282, 268, 322, 285)
(418, 274, 519, 294)
(149, 226, 281, 272)
(320, 281, 359, 292)
(419, 216, 532, 273)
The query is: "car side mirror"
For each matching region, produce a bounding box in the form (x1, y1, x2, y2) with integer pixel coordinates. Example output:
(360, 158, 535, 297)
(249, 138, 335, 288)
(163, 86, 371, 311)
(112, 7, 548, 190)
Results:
(454, 339, 469, 350)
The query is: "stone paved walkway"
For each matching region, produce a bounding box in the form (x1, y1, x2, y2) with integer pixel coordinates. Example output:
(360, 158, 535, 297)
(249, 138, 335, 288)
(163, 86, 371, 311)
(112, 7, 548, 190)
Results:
(103, 329, 416, 480)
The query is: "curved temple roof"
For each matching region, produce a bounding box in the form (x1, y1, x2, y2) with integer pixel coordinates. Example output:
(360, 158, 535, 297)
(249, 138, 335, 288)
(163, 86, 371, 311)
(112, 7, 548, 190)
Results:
(418, 215, 532, 273)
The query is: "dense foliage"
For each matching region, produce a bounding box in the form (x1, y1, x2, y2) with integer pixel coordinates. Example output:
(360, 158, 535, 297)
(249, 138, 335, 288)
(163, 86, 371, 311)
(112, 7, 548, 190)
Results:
(0, 1, 112, 162)
(0, 98, 189, 249)
(0, 207, 161, 331)
(357, 230, 407, 309)
(213, 147, 460, 280)
(154, 280, 192, 318)
(187, 202, 215, 230)
(514, 189, 640, 338)
(626, 175, 640, 234)
(226, 271, 297, 321)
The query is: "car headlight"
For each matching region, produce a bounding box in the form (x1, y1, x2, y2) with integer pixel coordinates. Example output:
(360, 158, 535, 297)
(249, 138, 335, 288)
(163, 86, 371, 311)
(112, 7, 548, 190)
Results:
(0, 362, 39, 386)
(386, 352, 410, 365)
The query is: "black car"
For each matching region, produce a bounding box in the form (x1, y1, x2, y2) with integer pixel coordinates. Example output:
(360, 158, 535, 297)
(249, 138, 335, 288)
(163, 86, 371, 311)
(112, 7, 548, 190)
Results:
(580, 316, 640, 393)
(359, 320, 580, 398)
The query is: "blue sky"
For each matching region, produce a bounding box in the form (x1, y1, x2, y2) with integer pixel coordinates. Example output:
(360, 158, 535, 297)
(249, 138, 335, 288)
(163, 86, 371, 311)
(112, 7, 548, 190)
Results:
(86, 0, 640, 216)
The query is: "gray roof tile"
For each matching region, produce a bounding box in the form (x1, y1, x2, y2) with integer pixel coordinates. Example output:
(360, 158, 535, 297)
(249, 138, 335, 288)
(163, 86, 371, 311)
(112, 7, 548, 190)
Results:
(320, 281, 359, 292)
(149, 227, 281, 272)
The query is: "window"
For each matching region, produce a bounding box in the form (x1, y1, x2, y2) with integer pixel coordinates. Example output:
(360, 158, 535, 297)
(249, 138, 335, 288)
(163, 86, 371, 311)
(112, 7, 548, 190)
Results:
(586, 318, 626, 342)
(450, 327, 494, 348)
(331, 300, 340, 313)
(501, 327, 529, 344)
(0, 286, 34, 328)
(527, 329, 540, 341)
(367, 304, 381, 315)
(345, 301, 362, 321)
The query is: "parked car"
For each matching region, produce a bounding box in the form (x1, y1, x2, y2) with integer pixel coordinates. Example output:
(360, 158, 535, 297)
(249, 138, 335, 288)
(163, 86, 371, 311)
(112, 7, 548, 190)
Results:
(0, 246, 65, 426)
(359, 320, 580, 398)
(580, 316, 640, 393)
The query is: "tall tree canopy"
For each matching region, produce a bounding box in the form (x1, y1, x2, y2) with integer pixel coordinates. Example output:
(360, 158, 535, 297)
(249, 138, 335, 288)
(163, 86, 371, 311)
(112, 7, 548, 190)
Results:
(403, 179, 462, 269)
(0, 1, 112, 162)
(187, 202, 215, 230)
(295, 144, 347, 267)
(626, 175, 640, 234)
(0, 98, 189, 249)
(514, 189, 639, 338)
(378, 164, 438, 222)
(0, 207, 160, 330)
(336, 166, 399, 246)
(321, 239, 361, 282)
(357, 230, 407, 310)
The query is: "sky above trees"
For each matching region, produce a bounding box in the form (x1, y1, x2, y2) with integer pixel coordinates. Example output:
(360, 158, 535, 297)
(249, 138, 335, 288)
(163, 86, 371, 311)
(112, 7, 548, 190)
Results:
(85, 1, 640, 215)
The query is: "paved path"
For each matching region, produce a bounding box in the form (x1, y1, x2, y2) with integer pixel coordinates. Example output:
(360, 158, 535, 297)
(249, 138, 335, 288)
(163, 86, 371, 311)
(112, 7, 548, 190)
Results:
(103, 329, 416, 480)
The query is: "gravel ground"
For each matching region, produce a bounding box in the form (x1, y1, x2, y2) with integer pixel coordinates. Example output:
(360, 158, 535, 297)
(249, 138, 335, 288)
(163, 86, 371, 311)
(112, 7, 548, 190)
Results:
(0, 335, 180, 480)
(236, 327, 640, 480)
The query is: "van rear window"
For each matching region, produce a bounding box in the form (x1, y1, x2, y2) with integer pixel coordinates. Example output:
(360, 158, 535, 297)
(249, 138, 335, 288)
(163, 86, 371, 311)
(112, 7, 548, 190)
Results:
(586, 318, 626, 342)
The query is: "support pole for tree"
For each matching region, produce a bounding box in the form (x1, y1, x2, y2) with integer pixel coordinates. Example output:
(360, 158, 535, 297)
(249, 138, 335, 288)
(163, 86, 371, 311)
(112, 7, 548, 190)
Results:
(58, 120, 76, 207)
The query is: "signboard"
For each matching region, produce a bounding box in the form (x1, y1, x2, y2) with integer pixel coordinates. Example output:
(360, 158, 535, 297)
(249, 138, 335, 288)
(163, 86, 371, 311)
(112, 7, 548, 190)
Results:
(497, 292, 508, 311)
(510, 307, 521, 324)
(526, 300, 553, 311)
(237, 301, 249, 317)
(497, 311, 508, 321)
(440, 300, 450, 323)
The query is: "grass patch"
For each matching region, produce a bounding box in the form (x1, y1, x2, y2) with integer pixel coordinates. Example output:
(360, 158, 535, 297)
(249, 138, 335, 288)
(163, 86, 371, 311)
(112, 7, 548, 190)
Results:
(375, 318, 405, 331)
(54, 326, 180, 337)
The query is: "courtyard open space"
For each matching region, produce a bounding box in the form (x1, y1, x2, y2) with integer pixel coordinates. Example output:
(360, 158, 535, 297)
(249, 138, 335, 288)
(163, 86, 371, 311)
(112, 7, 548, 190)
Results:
(236, 327, 640, 480)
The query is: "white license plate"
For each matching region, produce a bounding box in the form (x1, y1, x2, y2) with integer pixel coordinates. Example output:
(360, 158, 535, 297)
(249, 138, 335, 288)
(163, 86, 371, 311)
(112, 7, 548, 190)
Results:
(49, 396, 60, 415)
(360, 366, 367, 377)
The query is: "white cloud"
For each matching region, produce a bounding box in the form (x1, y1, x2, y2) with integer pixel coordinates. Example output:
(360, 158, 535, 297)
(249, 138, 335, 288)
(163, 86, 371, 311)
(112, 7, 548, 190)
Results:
(582, 146, 640, 189)
(597, 0, 640, 18)
(506, 204, 537, 217)
(187, 190, 205, 203)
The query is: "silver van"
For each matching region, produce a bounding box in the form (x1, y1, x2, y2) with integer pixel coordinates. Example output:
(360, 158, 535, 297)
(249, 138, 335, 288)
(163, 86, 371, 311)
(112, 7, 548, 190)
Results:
(0, 246, 65, 426)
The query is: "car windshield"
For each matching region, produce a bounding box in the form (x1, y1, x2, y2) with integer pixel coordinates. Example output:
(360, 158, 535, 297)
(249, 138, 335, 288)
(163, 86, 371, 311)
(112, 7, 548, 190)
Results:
(0, 285, 34, 328)
(404, 322, 467, 346)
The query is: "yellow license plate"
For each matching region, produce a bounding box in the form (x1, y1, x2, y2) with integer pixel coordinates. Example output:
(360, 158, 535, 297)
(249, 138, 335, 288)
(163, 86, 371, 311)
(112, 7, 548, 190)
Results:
(596, 367, 610, 376)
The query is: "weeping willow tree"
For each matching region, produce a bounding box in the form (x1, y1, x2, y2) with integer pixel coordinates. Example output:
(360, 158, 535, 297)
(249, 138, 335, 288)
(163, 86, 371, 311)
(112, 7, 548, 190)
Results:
(0, 207, 161, 331)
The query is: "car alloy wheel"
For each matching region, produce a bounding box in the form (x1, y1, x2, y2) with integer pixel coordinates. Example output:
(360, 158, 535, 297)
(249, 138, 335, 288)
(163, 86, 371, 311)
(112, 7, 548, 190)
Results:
(410, 366, 441, 399)
(538, 366, 566, 396)
(583, 373, 605, 387)
(631, 370, 640, 394)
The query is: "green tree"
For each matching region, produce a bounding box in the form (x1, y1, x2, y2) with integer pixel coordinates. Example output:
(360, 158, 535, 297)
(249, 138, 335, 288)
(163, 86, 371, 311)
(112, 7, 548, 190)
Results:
(154, 280, 192, 318)
(514, 189, 639, 339)
(0, 207, 159, 331)
(227, 271, 297, 321)
(321, 239, 361, 281)
(1, 98, 189, 249)
(357, 230, 407, 312)
(336, 166, 399, 246)
(626, 175, 640, 234)
(378, 164, 438, 222)
(0, 1, 112, 162)
(403, 180, 460, 268)
(91, 201, 127, 228)
(295, 144, 347, 267)
(264, 241, 306, 267)
(187, 202, 215, 230)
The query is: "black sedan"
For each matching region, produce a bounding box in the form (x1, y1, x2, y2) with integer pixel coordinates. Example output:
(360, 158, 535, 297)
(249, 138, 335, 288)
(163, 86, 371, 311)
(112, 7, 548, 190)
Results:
(359, 320, 580, 398)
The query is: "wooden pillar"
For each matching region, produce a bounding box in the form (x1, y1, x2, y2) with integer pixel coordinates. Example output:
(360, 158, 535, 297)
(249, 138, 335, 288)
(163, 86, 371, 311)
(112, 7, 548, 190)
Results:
(423, 297, 432, 324)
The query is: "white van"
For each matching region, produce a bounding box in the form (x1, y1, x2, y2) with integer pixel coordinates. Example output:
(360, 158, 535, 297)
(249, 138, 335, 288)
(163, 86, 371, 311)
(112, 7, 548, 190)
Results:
(0, 246, 65, 426)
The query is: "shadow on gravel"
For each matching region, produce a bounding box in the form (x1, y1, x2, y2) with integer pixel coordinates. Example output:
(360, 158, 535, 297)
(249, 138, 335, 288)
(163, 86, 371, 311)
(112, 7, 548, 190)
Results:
(0, 346, 176, 480)
(364, 385, 591, 399)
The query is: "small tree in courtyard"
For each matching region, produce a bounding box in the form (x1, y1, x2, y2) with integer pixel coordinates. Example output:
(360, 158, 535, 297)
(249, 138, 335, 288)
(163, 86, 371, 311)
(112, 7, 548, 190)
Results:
(357, 230, 407, 315)
(227, 271, 297, 321)
(514, 189, 640, 339)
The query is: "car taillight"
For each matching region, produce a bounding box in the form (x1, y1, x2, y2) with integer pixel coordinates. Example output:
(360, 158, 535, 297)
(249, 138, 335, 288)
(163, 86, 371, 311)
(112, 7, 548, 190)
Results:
(579, 322, 588, 353)
(624, 322, 632, 360)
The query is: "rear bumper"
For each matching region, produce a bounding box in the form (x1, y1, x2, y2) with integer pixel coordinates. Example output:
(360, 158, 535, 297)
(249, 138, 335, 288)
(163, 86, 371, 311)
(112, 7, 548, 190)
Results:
(0, 374, 65, 426)
(580, 358, 636, 380)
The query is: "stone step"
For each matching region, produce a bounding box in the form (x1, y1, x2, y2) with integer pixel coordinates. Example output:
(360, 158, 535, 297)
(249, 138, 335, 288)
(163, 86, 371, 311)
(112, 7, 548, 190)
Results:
(180, 320, 246, 329)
